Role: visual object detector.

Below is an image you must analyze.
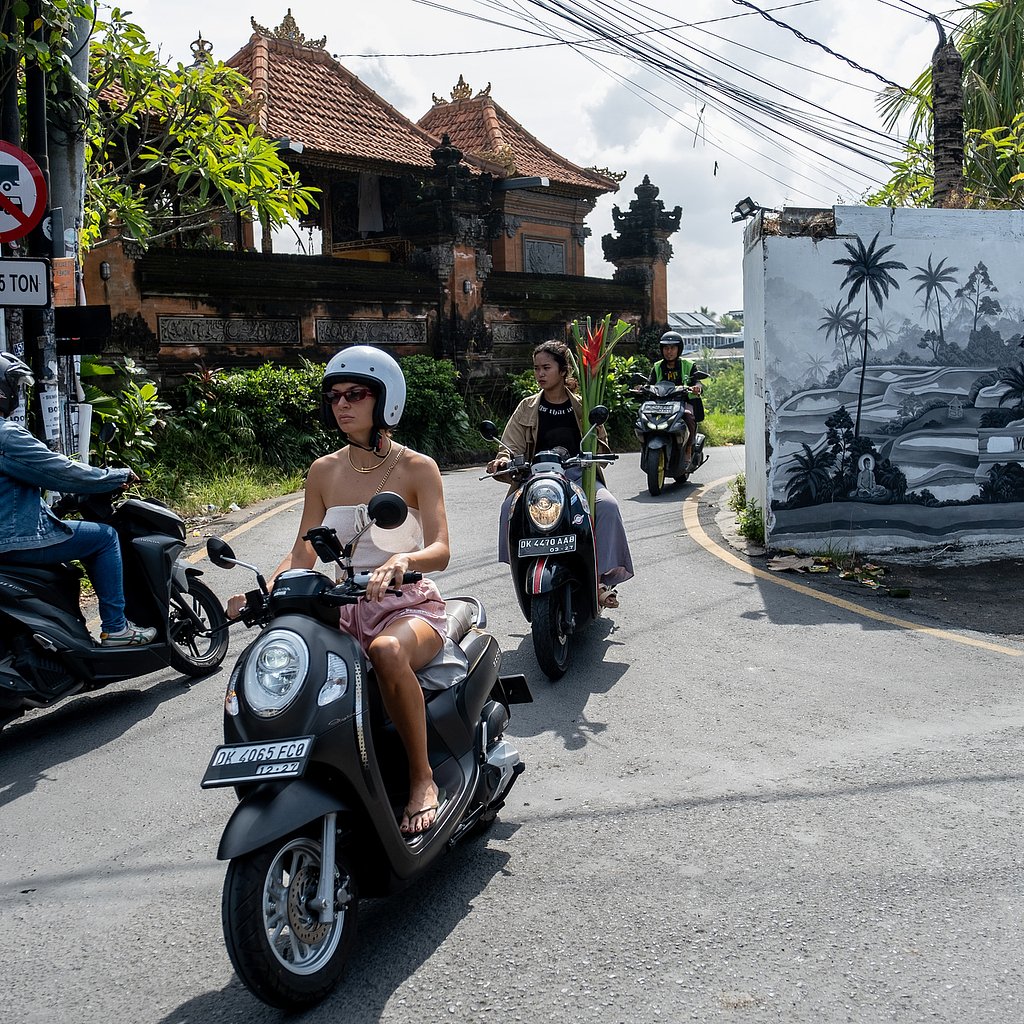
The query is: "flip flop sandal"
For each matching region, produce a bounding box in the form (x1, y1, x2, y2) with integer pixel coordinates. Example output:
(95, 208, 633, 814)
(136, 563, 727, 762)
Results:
(401, 787, 447, 838)
(599, 586, 619, 609)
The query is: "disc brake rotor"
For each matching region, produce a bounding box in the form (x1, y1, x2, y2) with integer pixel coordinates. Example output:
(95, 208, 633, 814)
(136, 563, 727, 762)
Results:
(286, 863, 331, 945)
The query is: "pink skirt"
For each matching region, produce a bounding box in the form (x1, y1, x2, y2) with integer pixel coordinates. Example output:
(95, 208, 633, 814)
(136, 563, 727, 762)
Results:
(337, 578, 448, 654)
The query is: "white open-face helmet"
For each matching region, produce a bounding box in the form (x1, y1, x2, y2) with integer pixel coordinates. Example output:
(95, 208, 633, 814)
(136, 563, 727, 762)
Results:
(321, 345, 406, 434)
(0, 352, 34, 417)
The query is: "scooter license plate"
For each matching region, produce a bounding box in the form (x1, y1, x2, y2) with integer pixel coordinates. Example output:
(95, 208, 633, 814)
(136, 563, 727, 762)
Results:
(519, 534, 577, 556)
(200, 736, 315, 788)
(643, 402, 678, 414)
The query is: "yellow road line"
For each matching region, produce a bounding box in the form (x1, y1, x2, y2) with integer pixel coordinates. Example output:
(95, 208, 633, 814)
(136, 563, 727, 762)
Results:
(185, 497, 304, 565)
(684, 475, 1022, 659)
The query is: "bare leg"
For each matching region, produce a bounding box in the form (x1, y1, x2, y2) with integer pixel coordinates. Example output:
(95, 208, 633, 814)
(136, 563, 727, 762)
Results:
(367, 617, 444, 835)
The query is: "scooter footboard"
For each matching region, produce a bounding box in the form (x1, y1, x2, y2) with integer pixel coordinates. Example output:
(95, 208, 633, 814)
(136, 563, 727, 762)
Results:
(217, 779, 352, 861)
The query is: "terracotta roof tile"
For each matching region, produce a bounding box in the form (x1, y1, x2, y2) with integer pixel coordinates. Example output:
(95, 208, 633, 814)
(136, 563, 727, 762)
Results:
(418, 93, 618, 195)
(228, 36, 447, 173)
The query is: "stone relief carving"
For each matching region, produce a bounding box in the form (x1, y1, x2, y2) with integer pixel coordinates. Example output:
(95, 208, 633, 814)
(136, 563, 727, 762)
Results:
(491, 323, 562, 347)
(158, 316, 300, 346)
(315, 320, 427, 346)
(503, 215, 522, 239)
(571, 224, 592, 248)
(524, 239, 566, 275)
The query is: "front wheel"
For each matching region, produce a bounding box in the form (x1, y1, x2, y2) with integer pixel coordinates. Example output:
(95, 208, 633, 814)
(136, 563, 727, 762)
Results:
(647, 448, 666, 496)
(531, 591, 570, 680)
(168, 577, 229, 676)
(222, 833, 359, 1010)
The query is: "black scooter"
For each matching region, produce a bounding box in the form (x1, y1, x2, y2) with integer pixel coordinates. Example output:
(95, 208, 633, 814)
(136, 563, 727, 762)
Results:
(200, 491, 532, 1010)
(0, 483, 229, 732)
(631, 370, 710, 496)
(482, 407, 616, 680)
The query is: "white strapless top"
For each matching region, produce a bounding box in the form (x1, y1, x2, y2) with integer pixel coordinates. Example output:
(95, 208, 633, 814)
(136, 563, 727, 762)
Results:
(321, 505, 424, 573)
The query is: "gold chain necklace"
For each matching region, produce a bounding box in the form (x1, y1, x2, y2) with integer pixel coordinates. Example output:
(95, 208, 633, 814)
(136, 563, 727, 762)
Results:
(348, 440, 392, 474)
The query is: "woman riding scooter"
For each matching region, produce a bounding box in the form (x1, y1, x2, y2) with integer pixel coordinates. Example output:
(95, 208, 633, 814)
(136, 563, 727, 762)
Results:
(0, 351, 156, 647)
(487, 340, 633, 608)
(227, 346, 459, 837)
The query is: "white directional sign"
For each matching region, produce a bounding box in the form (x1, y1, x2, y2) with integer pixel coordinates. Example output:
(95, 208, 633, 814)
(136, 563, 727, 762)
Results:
(0, 142, 48, 244)
(0, 258, 51, 307)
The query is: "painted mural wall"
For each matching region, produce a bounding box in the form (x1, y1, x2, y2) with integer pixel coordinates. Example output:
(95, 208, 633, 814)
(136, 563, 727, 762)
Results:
(744, 205, 1024, 555)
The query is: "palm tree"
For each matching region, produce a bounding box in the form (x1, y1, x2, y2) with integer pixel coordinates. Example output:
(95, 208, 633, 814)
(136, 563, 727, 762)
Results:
(818, 300, 858, 369)
(786, 443, 835, 506)
(996, 362, 1024, 410)
(910, 255, 959, 343)
(803, 353, 830, 387)
(833, 233, 907, 435)
(876, 2, 1024, 203)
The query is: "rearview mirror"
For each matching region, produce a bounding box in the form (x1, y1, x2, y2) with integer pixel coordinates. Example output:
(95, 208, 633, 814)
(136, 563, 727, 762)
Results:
(206, 537, 237, 569)
(98, 421, 117, 444)
(588, 405, 609, 427)
(479, 420, 498, 441)
(368, 491, 408, 530)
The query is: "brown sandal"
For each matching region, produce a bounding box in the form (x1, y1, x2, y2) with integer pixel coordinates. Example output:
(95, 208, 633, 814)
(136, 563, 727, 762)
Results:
(599, 586, 619, 609)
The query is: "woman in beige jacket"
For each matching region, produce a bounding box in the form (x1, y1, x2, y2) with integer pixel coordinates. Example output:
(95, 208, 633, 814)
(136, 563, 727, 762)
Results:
(487, 340, 634, 607)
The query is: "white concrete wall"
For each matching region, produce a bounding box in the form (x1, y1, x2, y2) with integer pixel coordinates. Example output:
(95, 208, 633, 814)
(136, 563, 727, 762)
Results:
(744, 205, 1024, 557)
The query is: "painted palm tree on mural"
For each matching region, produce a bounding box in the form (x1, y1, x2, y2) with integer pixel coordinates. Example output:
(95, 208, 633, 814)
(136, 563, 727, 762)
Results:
(803, 353, 830, 387)
(818, 300, 858, 369)
(996, 362, 1024, 411)
(910, 255, 958, 344)
(785, 443, 835, 506)
(833, 233, 907, 435)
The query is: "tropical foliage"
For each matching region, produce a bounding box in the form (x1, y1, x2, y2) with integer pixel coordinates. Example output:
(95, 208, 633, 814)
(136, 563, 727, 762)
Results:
(84, 10, 318, 251)
(871, 1, 1024, 207)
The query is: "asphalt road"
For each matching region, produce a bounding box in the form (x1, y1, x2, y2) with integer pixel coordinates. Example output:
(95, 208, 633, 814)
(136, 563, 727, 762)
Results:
(3, 444, 1023, 1024)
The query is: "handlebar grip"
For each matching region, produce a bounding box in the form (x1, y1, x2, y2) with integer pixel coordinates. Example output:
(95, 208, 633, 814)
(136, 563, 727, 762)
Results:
(402, 572, 423, 584)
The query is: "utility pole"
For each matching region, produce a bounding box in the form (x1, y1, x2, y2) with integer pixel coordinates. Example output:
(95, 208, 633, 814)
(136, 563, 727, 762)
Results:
(23, 0, 61, 450)
(0, 1, 23, 359)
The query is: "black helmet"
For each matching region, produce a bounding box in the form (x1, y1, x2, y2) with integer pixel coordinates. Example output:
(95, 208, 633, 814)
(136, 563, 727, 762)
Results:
(321, 346, 406, 443)
(0, 352, 34, 417)
(659, 330, 685, 349)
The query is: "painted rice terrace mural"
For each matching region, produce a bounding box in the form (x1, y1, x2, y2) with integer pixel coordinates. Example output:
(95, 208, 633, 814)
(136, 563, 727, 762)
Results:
(764, 222, 1024, 551)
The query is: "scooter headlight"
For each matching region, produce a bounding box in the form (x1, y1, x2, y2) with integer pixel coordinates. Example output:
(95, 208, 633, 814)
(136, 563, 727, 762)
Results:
(526, 480, 563, 531)
(243, 629, 309, 717)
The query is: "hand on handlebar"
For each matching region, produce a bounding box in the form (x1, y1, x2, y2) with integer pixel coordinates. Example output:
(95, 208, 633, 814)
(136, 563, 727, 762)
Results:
(486, 456, 510, 475)
(366, 556, 413, 602)
(226, 594, 247, 620)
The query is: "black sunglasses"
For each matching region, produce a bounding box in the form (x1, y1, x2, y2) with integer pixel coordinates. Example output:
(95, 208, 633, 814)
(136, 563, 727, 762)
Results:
(323, 386, 373, 405)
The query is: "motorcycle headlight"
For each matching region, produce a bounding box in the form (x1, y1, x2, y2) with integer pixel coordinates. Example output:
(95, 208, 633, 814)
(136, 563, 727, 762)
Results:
(243, 629, 309, 717)
(526, 480, 563, 531)
(318, 652, 349, 707)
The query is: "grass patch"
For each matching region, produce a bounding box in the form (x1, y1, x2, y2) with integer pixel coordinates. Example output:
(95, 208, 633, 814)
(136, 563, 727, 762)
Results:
(703, 411, 744, 446)
(148, 465, 306, 519)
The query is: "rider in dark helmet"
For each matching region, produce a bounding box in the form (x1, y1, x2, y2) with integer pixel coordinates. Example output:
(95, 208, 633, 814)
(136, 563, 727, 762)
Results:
(0, 352, 155, 646)
(649, 331, 705, 465)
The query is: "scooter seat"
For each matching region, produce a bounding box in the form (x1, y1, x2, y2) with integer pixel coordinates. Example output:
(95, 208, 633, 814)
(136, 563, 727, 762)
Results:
(0, 561, 83, 585)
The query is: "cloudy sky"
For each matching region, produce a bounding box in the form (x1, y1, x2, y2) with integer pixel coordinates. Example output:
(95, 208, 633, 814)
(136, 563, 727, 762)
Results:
(125, 0, 959, 317)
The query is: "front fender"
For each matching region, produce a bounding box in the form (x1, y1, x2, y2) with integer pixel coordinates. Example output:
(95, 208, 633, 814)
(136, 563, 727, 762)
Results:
(641, 436, 669, 472)
(217, 778, 351, 860)
(524, 557, 574, 596)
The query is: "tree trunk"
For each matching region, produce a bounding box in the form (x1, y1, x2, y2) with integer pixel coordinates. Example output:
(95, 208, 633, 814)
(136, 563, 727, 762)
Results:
(931, 18, 964, 208)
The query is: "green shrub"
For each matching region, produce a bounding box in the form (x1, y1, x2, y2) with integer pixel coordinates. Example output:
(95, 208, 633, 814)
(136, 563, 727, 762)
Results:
(395, 355, 477, 460)
(703, 360, 744, 415)
(702, 411, 744, 446)
(80, 357, 171, 475)
(727, 473, 765, 546)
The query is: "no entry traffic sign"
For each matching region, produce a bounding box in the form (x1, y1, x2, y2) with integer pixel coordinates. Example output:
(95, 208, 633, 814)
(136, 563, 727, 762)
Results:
(0, 142, 48, 245)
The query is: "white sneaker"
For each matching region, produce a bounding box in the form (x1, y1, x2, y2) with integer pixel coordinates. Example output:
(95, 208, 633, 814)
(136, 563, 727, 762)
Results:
(101, 621, 157, 646)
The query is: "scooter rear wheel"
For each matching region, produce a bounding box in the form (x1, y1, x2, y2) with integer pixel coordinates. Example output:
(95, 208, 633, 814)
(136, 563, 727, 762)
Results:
(647, 449, 666, 497)
(168, 578, 229, 676)
(531, 592, 570, 680)
(222, 832, 359, 1010)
